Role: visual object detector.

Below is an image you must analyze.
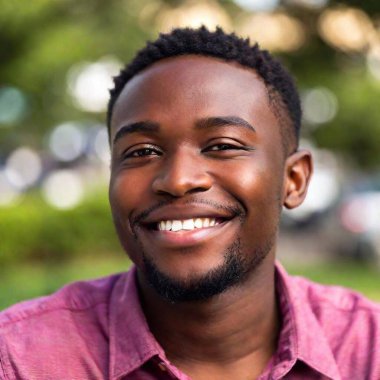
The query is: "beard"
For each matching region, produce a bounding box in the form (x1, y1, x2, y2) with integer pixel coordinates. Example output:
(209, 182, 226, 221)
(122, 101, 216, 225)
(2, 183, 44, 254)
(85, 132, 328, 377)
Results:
(125, 198, 279, 303)
(140, 235, 275, 303)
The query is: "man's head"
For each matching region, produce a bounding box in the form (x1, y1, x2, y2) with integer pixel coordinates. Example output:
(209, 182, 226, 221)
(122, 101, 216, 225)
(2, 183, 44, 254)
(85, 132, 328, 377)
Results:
(108, 27, 312, 303)
(107, 26, 301, 154)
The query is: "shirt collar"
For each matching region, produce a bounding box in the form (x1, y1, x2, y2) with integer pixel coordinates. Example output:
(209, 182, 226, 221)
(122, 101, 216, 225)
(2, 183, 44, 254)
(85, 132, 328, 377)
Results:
(109, 263, 342, 380)
(109, 266, 165, 379)
(273, 262, 341, 380)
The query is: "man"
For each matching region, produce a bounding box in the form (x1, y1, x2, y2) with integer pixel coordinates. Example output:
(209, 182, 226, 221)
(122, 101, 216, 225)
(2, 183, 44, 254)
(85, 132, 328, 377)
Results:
(0, 27, 379, 380)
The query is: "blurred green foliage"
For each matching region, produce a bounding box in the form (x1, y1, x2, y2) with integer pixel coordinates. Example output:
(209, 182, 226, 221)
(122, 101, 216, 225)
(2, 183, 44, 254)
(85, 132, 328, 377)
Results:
(0, 189, 122, 264)
(285, 261, 380, 301)
(0, 256, 129, 309)
(1, 257, 379, 310)
(0, 0, 380, 167)
(0, 0, 148, 147)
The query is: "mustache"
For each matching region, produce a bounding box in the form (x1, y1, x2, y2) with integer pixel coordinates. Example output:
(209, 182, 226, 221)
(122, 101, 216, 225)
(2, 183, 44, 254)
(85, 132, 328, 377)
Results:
(131, 198, 246, 230)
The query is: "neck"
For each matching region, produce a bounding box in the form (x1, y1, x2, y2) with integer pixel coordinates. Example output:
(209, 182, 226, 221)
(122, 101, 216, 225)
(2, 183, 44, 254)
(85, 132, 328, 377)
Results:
(138, 255, 279, 377)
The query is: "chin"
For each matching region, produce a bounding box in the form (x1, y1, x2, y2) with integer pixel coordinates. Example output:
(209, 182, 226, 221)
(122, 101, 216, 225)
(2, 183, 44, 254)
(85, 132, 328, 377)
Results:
(141, 238, 268, 303)
(142, 256, 242, 303)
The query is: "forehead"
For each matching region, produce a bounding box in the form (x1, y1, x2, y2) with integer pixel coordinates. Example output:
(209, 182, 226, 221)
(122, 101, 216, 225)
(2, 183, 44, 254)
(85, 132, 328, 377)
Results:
(111, 55, 280, 142)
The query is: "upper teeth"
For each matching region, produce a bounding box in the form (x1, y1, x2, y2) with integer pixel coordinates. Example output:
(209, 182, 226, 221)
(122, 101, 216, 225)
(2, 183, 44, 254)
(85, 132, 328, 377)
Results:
(158, 218, 219, 231)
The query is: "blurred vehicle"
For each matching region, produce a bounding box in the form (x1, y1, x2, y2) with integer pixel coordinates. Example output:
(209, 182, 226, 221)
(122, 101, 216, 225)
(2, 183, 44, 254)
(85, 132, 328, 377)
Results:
(325, 176, 380, 263)
(280, 146, 380, 267)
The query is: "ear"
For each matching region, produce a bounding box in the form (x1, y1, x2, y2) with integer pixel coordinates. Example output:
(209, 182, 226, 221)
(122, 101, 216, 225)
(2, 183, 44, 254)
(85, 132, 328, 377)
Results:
(283, 149, 313, 209)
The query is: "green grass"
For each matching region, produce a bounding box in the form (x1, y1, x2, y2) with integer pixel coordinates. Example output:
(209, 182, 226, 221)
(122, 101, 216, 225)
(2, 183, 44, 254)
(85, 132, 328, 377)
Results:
(0, 257, 379, 310)
(0, 255, 131, 310)
(284, 261, 380, 301)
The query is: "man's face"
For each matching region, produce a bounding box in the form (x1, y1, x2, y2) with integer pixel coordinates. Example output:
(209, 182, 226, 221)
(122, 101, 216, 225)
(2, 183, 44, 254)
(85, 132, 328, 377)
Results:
(109, 56, 289, 301)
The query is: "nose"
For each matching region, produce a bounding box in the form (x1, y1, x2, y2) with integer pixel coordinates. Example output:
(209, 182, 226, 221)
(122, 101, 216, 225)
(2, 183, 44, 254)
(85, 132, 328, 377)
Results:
(152, 150, 212, 197)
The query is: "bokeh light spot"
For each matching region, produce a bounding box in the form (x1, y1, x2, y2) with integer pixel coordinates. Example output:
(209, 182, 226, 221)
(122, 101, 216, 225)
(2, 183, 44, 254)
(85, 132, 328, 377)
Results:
(318, 7, 374, 52)
(367, 44, 380, 81)
(0, 170, 22, 207)
(5, 147, 42, 190)
(67, 57, 122, 113)
(42, 170, 84, 210)
(156, 0, 232, 33)
(93, 128, 110, 164)
(49, 122, 85, 162)
(302, 87, 338, 125)
(237, 13, 306, 52)
(0, 87, 27, 125)
(234, 0, 279, 12)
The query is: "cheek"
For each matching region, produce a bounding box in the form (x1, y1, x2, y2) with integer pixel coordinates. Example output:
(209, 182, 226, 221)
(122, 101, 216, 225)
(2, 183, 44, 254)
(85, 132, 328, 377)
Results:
(220, 161, 283, 233)
(222, 160, 282, 203)
(109, 176, 131, 226)
(109, 172, 151, 264)
(110, 171, 151, 215)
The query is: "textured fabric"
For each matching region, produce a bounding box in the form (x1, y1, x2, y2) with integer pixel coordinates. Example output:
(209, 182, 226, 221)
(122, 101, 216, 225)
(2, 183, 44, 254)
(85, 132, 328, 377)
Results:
(0, 263, 379, 380)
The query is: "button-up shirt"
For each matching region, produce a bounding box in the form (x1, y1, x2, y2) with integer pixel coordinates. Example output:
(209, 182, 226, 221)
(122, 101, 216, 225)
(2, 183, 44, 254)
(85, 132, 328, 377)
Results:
(0, 263, 379, 379)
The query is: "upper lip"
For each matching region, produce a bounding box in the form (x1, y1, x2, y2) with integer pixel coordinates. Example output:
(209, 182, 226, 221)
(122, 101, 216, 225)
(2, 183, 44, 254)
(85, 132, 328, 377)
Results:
(139, 204, 237, 225)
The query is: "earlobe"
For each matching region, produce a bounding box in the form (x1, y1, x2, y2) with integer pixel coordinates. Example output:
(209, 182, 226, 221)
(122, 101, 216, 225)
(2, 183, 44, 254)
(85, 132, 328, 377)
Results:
(283, 149, 313, 209)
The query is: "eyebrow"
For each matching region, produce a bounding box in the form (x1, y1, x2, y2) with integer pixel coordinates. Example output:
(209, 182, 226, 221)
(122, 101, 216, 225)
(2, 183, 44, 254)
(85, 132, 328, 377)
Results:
(113, 121, 159, 145)
(195, 116, 256, 132)
(113, 116, 255, 145)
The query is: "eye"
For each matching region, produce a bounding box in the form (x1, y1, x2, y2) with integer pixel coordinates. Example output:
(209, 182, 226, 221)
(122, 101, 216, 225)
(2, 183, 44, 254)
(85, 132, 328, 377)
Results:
(202, 141, 255, 157)
(207, 143, 240, 151)
(124, 146, 161, 159)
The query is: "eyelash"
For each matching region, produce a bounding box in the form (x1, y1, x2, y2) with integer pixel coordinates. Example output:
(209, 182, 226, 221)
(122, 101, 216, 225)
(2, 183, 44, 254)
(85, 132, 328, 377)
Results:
(124, 147, 161, 158)
(123, 143, 249, 160)
(205, 143, 245, 152)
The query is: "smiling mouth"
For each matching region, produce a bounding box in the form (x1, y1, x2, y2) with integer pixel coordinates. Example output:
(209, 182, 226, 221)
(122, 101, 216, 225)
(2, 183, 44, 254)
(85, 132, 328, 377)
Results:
(154, 217, 227, 232)
(139, 215, 236, 247)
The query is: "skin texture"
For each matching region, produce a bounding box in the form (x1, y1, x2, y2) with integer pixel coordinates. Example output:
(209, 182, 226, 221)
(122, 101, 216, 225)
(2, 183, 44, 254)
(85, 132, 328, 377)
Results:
(109, 55, 312, 379)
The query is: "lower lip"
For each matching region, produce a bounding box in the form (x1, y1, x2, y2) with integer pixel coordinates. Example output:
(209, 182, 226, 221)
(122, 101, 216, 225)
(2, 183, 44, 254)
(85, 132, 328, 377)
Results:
(142, 220, 233, 248)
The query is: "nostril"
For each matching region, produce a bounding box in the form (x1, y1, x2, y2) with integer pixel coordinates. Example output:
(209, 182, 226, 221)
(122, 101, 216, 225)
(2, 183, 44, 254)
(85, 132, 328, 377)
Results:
(187, 186, 210, 194)
(152, 181, 212, 197)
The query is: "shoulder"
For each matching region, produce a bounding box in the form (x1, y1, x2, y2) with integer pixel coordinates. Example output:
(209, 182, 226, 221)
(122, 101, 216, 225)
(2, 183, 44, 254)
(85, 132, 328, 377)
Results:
(288, 274, 380, 379)
(0, 272, 126, 380)
(0, 273, 122, 327)
(291, 274, 380, 319)
(277, 262, 380, 326)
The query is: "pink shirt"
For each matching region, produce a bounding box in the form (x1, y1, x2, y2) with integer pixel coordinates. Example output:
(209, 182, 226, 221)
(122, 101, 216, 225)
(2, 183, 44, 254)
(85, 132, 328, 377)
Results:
(0, 263, 379, 380)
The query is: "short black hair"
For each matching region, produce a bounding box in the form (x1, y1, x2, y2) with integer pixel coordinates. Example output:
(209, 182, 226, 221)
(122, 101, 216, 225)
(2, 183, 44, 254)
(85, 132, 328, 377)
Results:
(107, 26, 301, 151)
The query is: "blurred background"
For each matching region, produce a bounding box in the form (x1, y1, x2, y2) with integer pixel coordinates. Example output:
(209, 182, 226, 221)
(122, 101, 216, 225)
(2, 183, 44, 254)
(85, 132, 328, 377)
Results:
(1, 0, 380, 309)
